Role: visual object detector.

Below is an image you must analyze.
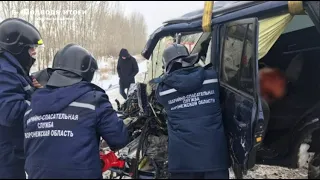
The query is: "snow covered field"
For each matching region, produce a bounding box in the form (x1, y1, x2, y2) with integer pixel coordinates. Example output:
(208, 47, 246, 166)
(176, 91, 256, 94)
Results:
(92, 56, 148, 108)
(30, 55, 148, 109)
(30, 56, 309, 179)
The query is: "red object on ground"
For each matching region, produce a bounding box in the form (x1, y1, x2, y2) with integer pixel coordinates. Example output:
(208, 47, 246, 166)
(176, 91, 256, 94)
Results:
(100, 151, 125, 172)
(259, 67, 287, 103)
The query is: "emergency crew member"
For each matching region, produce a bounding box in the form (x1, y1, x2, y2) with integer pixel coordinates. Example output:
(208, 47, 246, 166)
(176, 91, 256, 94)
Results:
(156, 44, 230, 179)
(0, 18, 43, 179)
(23, 44, 129, 179)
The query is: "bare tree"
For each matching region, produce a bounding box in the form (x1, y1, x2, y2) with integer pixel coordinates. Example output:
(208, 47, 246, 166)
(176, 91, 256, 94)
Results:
(0, 1, 148, 73)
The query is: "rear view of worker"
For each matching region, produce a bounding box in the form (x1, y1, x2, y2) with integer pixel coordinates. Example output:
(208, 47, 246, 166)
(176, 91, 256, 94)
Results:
(24, 44, 129, 179)
(156, 44, 229, 179)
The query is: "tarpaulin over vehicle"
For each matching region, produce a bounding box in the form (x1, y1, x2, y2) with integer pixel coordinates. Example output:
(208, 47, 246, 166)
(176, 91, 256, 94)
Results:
(258, 13, 293, 60)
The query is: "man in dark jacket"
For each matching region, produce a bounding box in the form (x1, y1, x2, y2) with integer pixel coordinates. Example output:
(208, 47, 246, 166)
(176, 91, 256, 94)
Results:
(0, 18, 44, 179)
(117, 48, 139, 99)
(156, 44, 229, 179)
(23, 44, 129, 179)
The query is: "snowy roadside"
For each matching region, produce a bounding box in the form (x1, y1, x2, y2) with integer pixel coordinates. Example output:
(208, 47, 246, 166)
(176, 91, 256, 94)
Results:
(100, 59, 309, 179)
(230, 165, 307, 179)
(96, 55, 148, 109)
(29, 55, 309, 179)
(101, 61, 310, 179)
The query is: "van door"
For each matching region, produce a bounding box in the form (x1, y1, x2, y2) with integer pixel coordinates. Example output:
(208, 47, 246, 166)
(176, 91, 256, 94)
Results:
(216, 18, 265, 178)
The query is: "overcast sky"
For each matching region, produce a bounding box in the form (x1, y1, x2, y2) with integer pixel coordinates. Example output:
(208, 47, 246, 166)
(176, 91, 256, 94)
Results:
(0, 1, 205, 36)
(120, 1, 205, 35)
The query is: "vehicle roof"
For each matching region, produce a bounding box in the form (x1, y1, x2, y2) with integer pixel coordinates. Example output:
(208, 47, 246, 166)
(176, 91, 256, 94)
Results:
(163, 1, 267, 25)
(167, 1, 239, 20)
(142, 1, 290, 59)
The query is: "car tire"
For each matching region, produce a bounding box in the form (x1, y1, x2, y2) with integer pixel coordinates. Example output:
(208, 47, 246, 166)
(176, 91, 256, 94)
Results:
(308, 152, 320, 179)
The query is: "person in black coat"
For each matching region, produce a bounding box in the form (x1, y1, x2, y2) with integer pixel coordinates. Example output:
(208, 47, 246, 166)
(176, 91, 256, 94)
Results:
(117, 48, 139, 99)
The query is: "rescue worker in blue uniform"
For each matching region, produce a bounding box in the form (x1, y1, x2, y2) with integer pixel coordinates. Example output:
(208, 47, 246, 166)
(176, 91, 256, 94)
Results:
(0, 18, 43, 179)
(156, 44, 230, 179)
(23, 44, 129, 179)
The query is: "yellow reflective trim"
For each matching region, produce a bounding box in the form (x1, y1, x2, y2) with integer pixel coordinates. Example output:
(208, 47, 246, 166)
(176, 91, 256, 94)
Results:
(37, 39, 43, 45)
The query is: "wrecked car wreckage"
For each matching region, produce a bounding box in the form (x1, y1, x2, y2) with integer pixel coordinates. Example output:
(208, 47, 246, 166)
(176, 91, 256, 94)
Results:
(101, 1, 320, 179)
(100, 82, 169, 179)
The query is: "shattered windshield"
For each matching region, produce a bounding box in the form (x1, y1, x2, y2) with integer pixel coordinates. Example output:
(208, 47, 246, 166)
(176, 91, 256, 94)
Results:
(145, 32, 203, 89)
(180, 32, 203, 53)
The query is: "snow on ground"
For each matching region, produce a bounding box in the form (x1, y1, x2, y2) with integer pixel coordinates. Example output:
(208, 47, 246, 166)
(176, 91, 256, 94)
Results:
(92, 55, 148, 109)
(30, 55, 310, 179)
(230, 165, 308, 179)
(99, 58, 310, 179)
(102, 165, 308, 179)
(30, 55, 148, 109)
